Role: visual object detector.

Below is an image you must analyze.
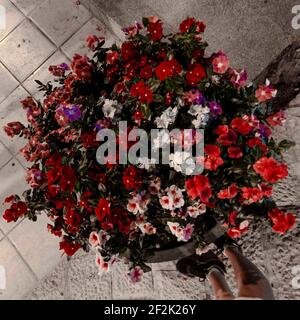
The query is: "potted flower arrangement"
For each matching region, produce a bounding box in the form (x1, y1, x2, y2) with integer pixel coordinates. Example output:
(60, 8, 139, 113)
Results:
(2, 16, 296, 282)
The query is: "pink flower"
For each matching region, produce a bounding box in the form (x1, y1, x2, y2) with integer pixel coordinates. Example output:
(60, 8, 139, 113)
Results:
(86, 35, 104, 51)
(55, 106, 69, 126)
(89, 231, 100, 247)
(228, 220, 249, 239)
(266, 111, 286, 126)
(26, 168, 44, 188)
(228, 68, 247, 88)
(255, 82, 277, 102)
(129, 266, 143, 283)
(183, 223, 194, 241)
(212, 52, 229, 74)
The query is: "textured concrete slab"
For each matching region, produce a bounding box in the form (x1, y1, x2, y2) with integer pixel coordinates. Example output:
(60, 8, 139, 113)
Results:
(29, 0, 91, 46)
(0, 19, 56, 81)
(8, 214, 62, 279)
(0, 238, 37, 300)
(0, 0, 24, 41)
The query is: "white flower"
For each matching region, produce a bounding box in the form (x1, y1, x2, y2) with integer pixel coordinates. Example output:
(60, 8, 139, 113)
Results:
(187, 203, 206, 218)
(127, 192, 150, 215)
(169, 151, 189, 172)
(138, 222, 157, 235)
(95, 254, 118, 274)
(160, 185, 185, 211)
(99, 230, 110, 246)
(155, 107, 178, 128)
(189, 105, 210, 128)
(169, 152, 195, 175)
(89, 231, 100, 248)
(102, 99, 119, 119)
(153, 130, 170, 149)
(160, 195, 174, 210)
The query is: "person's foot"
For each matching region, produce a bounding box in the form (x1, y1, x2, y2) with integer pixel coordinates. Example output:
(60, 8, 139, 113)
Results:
(176, 251, 226, 281)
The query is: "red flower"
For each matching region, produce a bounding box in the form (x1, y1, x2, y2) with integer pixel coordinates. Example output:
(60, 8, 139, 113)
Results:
(247, 137, 267, 155)
(204, 147, 224, 171)
(204, 144, 221, 157)
(138, 85, 153, 103)
(3, 201, 28, 223)
(70, 54, 92, 80)
(147, 21, 163, 41)
(231, 118, 252, 135)
(253, 157, 288, 183)
(185, 175, 212, 202)
(229, 211, 238, 226)
(95, 198, 111, 222)
(179, 17, 205, 34)
(121, 41, 136, 61)
(81, 131, 98, 148)
(140, 65, 152, 79)
(186, 63, 206, 86)
(156, 62, 173, 81)
(228, 146, 243, 159)
(180, 17, 196, 33)
(155, 59, 182, 81)
(217, 129, 237, 146)
(241, 187, 263, 204)
(268, 208, 296, 234)
(106, 51, 119, 65)
(59, 239, 81, 256)
(4, 121, 25, 138)
(130, 81, 153, 103)
(123, 166, 142, 190)
(60, 166, 76, 193)
(215, 125, 229, 136)
(217, 184, 238, 200)
(260, 184, 273, 197)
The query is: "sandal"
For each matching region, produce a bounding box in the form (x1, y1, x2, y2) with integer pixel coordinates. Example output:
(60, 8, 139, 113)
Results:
(176, 251, 226, 282)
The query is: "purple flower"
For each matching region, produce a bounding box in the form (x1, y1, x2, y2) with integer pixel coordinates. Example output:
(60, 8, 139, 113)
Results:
(63, 104, 81, 121)
(60, 63, 70, 71)
(208, 101, 223, 116)
(193, 90, 206, 105)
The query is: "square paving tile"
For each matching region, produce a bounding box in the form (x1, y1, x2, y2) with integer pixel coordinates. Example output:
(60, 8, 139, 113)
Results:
(9, 214, 61, 279)
(0, 19, 55, 82)
(0, 0, 25, 41)
(0, 86, 28, 156)
(9, 0, 44, 15)
(0, 238, 37, 299)
(0, 63, 18, 104)
(0, 159, 27, 235)
(23, 50, 70, 96)
(0, 141, 12, 169)
(29, 0, 91, 46)
(62, 17, 119, 59)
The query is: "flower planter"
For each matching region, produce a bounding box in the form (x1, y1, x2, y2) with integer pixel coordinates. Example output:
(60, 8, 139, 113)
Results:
(147, 241, 195, 263)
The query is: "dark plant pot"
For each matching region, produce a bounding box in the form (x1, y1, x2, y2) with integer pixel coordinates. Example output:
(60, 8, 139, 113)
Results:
(147, 241, 195, 263)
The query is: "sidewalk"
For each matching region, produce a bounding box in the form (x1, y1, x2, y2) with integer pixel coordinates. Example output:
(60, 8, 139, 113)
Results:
(0, 0, 119, 299)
